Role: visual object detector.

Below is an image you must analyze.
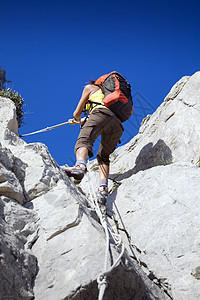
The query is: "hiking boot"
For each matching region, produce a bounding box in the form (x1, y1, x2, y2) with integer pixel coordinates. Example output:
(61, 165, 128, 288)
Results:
(97, 186, 109, 211)
(63, 163, 87, 181)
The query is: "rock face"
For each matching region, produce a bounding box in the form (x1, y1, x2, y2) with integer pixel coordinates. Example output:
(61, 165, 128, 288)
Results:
(0, 72, 200, 300)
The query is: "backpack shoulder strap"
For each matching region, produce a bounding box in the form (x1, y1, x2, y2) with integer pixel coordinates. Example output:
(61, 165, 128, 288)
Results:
(94, 83, 104, 93)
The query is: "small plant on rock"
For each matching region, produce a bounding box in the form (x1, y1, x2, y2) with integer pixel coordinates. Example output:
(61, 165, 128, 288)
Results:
(0, 88, 24, 128)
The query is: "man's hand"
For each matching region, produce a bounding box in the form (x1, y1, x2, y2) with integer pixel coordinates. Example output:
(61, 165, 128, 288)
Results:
(68, 117, 87, 125)
(68, 118, 80, 125)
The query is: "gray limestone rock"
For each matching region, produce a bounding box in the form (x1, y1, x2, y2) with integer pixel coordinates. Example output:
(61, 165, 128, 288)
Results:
(80, 71, 200, 299)
(1, 72, 200, 299)
(108, 163, 200, 300)
(0, 196, 38, 299)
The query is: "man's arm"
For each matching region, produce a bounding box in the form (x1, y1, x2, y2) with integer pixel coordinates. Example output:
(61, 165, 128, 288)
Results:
(68, 84, 99, 125)
(73, 85, 92, 120)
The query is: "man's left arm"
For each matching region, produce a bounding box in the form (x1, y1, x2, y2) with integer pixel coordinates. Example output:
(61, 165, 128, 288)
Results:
(73, 85, 92, 121)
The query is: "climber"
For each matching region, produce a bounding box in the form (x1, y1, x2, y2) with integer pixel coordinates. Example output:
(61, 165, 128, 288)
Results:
(63, 72, 132, 208)
(63, 87, 123, 206)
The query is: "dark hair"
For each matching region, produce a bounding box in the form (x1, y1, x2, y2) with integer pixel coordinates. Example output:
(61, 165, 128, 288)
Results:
(88, 79, 96, 84)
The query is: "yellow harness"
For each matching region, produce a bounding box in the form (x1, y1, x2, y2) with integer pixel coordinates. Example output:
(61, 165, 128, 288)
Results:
(85, 89, 108, 114)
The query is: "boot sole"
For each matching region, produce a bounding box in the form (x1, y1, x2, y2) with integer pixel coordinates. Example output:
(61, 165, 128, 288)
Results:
(64, 170, 85, 181)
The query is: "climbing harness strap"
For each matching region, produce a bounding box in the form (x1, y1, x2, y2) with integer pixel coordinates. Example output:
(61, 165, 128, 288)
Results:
(19, 121, 70, 137)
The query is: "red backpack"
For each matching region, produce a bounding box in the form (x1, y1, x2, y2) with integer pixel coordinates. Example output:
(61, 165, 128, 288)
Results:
(94, 71, 133, 122)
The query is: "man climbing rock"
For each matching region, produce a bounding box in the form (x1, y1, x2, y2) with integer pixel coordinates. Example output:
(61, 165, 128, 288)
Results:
(63, 72, 133, 208)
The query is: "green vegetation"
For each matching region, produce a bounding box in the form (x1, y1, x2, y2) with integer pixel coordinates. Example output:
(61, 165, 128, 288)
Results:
(0, 89, 24, 127)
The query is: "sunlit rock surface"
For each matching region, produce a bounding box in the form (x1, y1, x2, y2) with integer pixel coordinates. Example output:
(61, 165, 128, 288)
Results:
(0, 72, 200, 300)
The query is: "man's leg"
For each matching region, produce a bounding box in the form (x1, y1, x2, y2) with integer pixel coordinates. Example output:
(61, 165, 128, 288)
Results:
(76, 146, 88, 162)
(99, 163, 109, 180)
(63, 147, 88, 181)
(97, 115, 123, 207)
(97, 163, 109, 207)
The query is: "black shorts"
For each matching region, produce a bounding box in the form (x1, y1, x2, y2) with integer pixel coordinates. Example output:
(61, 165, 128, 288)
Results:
(75, 108, 124, 165)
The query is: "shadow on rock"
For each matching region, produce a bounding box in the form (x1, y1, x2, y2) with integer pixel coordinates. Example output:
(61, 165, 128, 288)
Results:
(111, 139, 172, 181)
(68, 263, 162, 300)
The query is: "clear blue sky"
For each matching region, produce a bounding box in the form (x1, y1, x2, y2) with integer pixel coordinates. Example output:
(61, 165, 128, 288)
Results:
(1, 0, 199, 166)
